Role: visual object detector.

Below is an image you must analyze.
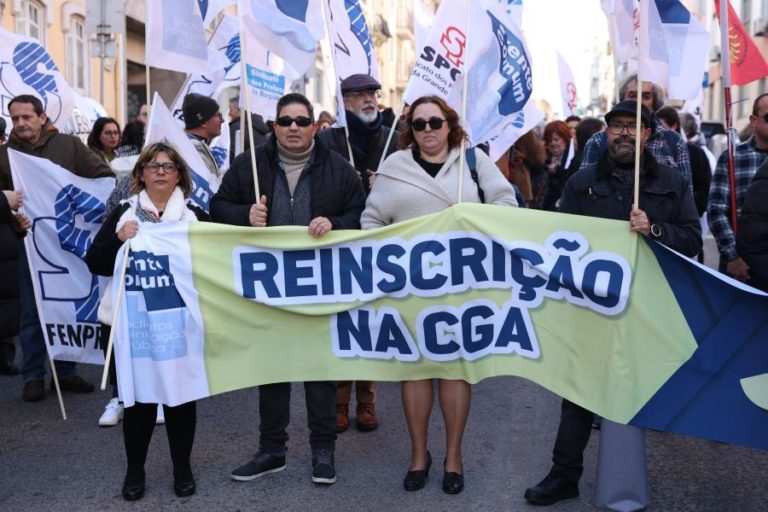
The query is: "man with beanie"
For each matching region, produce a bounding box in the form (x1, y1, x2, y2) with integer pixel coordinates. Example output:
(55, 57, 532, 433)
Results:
(317, 73, 398, 433)
(211, 93, 365, 486)
(182, 93, 224, 181)
(522, 101, 701, 506)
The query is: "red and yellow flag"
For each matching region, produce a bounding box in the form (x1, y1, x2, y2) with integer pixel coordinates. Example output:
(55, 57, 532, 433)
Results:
(715, 0, 768, 86)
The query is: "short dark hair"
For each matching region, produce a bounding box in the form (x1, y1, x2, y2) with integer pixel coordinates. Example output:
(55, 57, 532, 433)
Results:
(575, 117, 605, 151)
(130, 142, 193, 197)
(655, 106, 681, 132)
(564, 115, 581, 124)
(87, 117, 121, 151)
(752, 93, 768, 115)
(120, 120, 145, 149)
(9, 94, 45, 115)
(399, 95, 467, 151)
(276, 93, 314, 121)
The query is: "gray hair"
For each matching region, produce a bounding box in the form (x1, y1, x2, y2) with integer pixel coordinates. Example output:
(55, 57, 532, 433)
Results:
(618, 74, 667, 112)
(680, 112, 698, 139)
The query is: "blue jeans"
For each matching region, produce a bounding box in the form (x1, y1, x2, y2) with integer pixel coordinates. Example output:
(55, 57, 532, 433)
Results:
(18, 246, 76, 382)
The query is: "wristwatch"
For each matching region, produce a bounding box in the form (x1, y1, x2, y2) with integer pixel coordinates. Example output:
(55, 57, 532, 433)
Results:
(650, 223, 662, 239)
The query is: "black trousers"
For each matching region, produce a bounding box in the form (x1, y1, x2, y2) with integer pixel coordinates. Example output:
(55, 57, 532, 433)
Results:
(550, 398, 594, 483)
(259, 381, 336, 456)
(123, 401, 196, 479)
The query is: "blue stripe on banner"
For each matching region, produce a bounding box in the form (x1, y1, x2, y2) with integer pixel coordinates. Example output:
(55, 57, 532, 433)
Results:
(630, 238, 768, 451)
(654, 0, 691, 24)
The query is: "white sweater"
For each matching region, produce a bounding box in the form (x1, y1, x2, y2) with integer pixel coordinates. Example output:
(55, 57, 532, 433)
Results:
(361, 146, 518, 229)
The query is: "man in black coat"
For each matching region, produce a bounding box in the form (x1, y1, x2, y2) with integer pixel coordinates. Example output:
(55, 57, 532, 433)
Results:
(523, 101, 702, 506)
(0, 189, 26, 375)
(737, 159, 768, 292)
(316, 73, 398, 433)
(211, 93, 365, 488)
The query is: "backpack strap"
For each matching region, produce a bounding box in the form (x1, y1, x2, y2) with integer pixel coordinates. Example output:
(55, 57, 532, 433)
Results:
(466, 147, 485, 203)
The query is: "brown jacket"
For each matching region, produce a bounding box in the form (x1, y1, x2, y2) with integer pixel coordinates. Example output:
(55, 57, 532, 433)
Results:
(0, 122, 113, 189)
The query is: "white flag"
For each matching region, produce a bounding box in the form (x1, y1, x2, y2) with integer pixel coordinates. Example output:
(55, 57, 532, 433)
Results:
(199, 0, 237, 27)
(638, 0, 709, 100)
(0, 27, 77, 128)
(601, 0, 639, 64)
(239, 0, 325, 74)
(413, 0, 435, 54)
(461, 0, 543, 159)
(170, 15, 242, 121)
(210, 118, 231, 177)
(112, 223, 208, 407)
(9, 151, 115, 364)
(144, 93, 220, 211)
(557, 52, 579, 118)
(146, 0, 210, 75)
(239, 23, 300, 120)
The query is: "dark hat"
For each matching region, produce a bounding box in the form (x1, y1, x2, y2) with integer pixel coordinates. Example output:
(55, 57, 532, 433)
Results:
(340, 74, 382, 94)
(0, 117, 5, 137)
(605, 100, 652, 128)
(182, 93, 220, 130)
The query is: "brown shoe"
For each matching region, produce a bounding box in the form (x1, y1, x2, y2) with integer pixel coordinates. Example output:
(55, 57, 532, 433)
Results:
(336, 404, 349, 433)
(22, 379, 45, 402)
(53, 375, 95, 393)
(356, 403, 379, 432)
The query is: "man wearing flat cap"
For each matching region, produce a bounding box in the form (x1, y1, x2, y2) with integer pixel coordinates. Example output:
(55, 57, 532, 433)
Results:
(182, 93, 224, 182)
(317, 73, 398, 434)
(522, 100, 702, 507)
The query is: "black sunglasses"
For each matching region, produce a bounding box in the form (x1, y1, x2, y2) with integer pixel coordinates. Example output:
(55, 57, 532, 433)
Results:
(275, 116, 313, 127)
(411, 117, 446, 132)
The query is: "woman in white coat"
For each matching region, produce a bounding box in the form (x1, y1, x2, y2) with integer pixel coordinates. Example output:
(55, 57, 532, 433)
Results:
(362, 95, 517, 494)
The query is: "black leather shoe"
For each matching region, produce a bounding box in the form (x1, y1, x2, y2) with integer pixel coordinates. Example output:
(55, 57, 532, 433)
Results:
(122, 474, 145, 501)
(523, 473, 579, 506)
(174, 477, 196, 497)
(442, 470, 464, 494)
(403, 451, 431, 491)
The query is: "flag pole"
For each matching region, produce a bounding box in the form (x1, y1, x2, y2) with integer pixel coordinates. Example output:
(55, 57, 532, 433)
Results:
(21, 235, 66, 420)
(319, 0, 357, 170)
(100, 242, 131, 392)
(719, 0, 739, 233)
(377, 101, 404, 171)
(238, 19, 261, 200)
(145, 64, 151, 115)
(632, 72, 642, 209)
(457, 0, 471, 204)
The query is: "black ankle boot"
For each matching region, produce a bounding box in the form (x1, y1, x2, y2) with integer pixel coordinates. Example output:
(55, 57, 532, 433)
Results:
(122, 471, 145, 501)
(174, 467, 196, 497)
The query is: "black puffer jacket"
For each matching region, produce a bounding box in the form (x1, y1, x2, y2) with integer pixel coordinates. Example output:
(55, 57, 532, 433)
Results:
(0, 193, 20, 338)
(559, 151, 702, 257)
(210, 135, 365, 229)
(737, 160, 768, 292)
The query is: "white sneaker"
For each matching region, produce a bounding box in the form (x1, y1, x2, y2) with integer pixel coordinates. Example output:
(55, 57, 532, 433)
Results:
(156, 404, 165, 425)
(98, 398, 124, 427)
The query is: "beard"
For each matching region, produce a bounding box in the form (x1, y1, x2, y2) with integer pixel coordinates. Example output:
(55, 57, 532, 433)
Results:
(353, 102, 379, 124)
(608, 136, 636, 165)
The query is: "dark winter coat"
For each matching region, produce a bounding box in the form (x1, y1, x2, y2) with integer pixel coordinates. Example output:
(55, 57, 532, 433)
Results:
(0, 193, 20, 338)
(210, 134, 365, 229)
(559, 151, 702, 257)
(737, 160, 768, 291)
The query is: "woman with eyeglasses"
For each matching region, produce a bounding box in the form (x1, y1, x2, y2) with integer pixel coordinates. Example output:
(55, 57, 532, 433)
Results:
(87, 117, 122, 163)
(361, 95, 517, 495)
(86, 142, 210, 501)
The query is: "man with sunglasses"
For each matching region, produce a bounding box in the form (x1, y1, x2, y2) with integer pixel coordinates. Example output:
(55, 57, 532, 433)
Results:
(708, 93, 768, 283)
(182, 93, 224, 182)
(578, 74, 692, 184)
(524, 100, 701, 507)
(317, 73, 399, 434)
(0, 94, 114, 402)
(211, 92, 365, 487)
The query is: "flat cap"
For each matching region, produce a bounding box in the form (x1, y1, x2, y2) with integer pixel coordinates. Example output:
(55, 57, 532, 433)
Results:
(340, 74, 382, 94)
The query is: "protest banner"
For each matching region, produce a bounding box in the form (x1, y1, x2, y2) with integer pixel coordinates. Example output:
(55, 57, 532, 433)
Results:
(9, 150, 115, 365)
(111, 204, 768, 452)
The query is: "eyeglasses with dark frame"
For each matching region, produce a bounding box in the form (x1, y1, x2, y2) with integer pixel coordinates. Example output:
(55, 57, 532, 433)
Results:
(275, 116, 314, 128)
(411, 117, 447, 132)
(607, 121, 640, 135)
(143, 162, 179, 174)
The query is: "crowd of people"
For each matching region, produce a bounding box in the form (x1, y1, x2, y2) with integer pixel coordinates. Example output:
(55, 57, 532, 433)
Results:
(1, 74, 767, 504)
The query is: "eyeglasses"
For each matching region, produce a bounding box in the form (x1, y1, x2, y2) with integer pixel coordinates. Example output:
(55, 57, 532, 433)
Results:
(347, 89, 381, 99)
(411, 117, 446, 132)
(275, 116, 313, 127)
(607, 121, 639, 135)
(102, 131, 120, 137)
(143, 162, 179, 174)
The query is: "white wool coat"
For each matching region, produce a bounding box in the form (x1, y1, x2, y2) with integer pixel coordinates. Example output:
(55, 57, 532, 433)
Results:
(361, 147, 518, 229)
